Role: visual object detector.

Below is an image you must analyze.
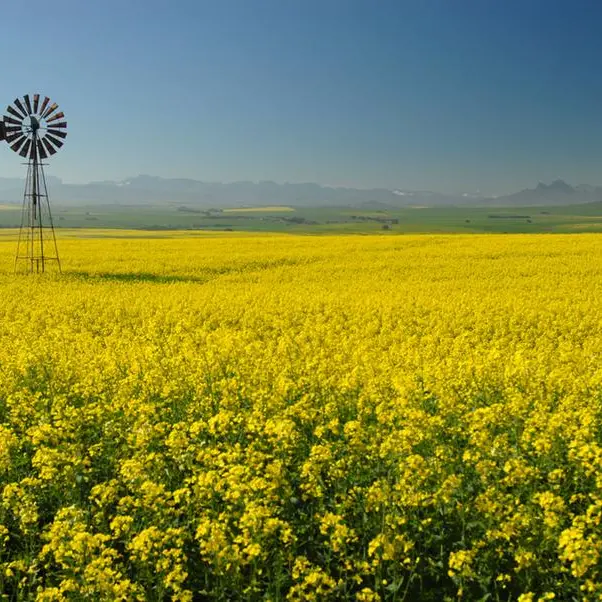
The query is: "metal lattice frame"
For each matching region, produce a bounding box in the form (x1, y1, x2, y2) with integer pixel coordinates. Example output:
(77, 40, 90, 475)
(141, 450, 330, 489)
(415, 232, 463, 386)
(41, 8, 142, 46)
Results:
(2, 95, 67, 273)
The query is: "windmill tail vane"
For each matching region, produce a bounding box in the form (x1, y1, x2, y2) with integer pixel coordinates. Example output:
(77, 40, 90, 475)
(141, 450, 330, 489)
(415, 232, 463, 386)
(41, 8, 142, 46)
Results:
(1, 94, 67, 274)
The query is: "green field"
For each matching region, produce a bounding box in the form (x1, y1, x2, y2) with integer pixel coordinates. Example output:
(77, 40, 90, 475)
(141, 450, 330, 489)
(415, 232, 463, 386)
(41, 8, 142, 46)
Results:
(1, 202, 602, 233)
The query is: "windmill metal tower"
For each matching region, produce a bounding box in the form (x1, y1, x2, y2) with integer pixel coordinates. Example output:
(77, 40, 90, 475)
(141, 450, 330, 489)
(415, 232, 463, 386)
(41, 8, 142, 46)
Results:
(2, 95, 67, 273)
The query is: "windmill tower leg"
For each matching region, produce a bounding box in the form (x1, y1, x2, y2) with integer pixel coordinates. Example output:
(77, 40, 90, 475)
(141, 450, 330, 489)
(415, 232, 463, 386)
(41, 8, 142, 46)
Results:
(15, 164, 31, 273)
(39, 165, 61, 273)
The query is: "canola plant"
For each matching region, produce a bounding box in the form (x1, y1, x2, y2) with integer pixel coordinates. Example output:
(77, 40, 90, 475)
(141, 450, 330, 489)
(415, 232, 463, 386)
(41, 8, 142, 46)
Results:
(0, 232, 601, 601)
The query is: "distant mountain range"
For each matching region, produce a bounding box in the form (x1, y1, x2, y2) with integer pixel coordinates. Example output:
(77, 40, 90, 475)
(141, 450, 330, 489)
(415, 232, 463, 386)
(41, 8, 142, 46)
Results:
(0, 175, 600, 208)
(482, 179, 602, 206)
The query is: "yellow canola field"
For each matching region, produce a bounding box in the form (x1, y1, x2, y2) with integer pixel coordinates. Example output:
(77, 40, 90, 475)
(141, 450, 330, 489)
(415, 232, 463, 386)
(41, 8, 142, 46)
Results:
(0, 233, 602, 601)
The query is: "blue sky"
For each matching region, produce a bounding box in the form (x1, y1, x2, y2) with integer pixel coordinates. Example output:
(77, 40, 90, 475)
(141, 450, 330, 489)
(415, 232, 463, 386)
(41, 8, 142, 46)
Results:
(2, 0, 602, 194)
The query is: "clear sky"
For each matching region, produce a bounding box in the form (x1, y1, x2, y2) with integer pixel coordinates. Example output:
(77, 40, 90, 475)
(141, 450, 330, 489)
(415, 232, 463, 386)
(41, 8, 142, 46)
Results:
(2, 0, 602, 194)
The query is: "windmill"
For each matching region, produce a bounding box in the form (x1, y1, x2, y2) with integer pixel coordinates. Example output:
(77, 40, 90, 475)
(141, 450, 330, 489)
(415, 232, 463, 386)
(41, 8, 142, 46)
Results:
(2, 95, 67, 273)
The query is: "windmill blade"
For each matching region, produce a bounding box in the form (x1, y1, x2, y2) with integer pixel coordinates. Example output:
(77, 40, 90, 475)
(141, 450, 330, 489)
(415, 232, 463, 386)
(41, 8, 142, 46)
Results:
(47, 128, 67, 139)
(45, 133, 64, 150)
(39, 96, 50, 116)
(10, 136, 27, 153)
(44, 107, 61, 122)
(42, 102, 58, 118)
(42, 137, 57, 155)
(48, 121, 67, 129)
(24, 95, 33, 115)
(4, 125, 22, 133)
(3, 116, 22, 126)
(5, 131, 24, 143)
(37, 140, 48, 160)
(33, 94, 40, 114)
(46, 111, 65, 123)
(0, 121, 4, 141)
(19, 139, 32, 158)
(13, 98, 28, 118)
(7, 106, 24, 120)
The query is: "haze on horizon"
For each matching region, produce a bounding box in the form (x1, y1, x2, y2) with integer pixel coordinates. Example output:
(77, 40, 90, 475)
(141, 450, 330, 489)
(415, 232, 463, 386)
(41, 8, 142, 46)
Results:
(2, 0, 601, 197)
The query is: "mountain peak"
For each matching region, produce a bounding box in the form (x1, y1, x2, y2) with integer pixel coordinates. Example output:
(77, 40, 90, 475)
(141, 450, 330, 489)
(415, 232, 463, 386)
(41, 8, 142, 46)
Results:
(536, 179, 574, 194)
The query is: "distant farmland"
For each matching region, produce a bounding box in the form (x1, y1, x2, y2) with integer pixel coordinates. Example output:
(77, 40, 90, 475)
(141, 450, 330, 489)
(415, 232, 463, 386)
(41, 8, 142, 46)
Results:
(0, 202, 601, 233)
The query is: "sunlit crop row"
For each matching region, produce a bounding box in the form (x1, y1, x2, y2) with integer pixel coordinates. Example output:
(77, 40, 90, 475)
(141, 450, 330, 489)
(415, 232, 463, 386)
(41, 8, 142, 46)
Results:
(1, 232, 601, 600)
